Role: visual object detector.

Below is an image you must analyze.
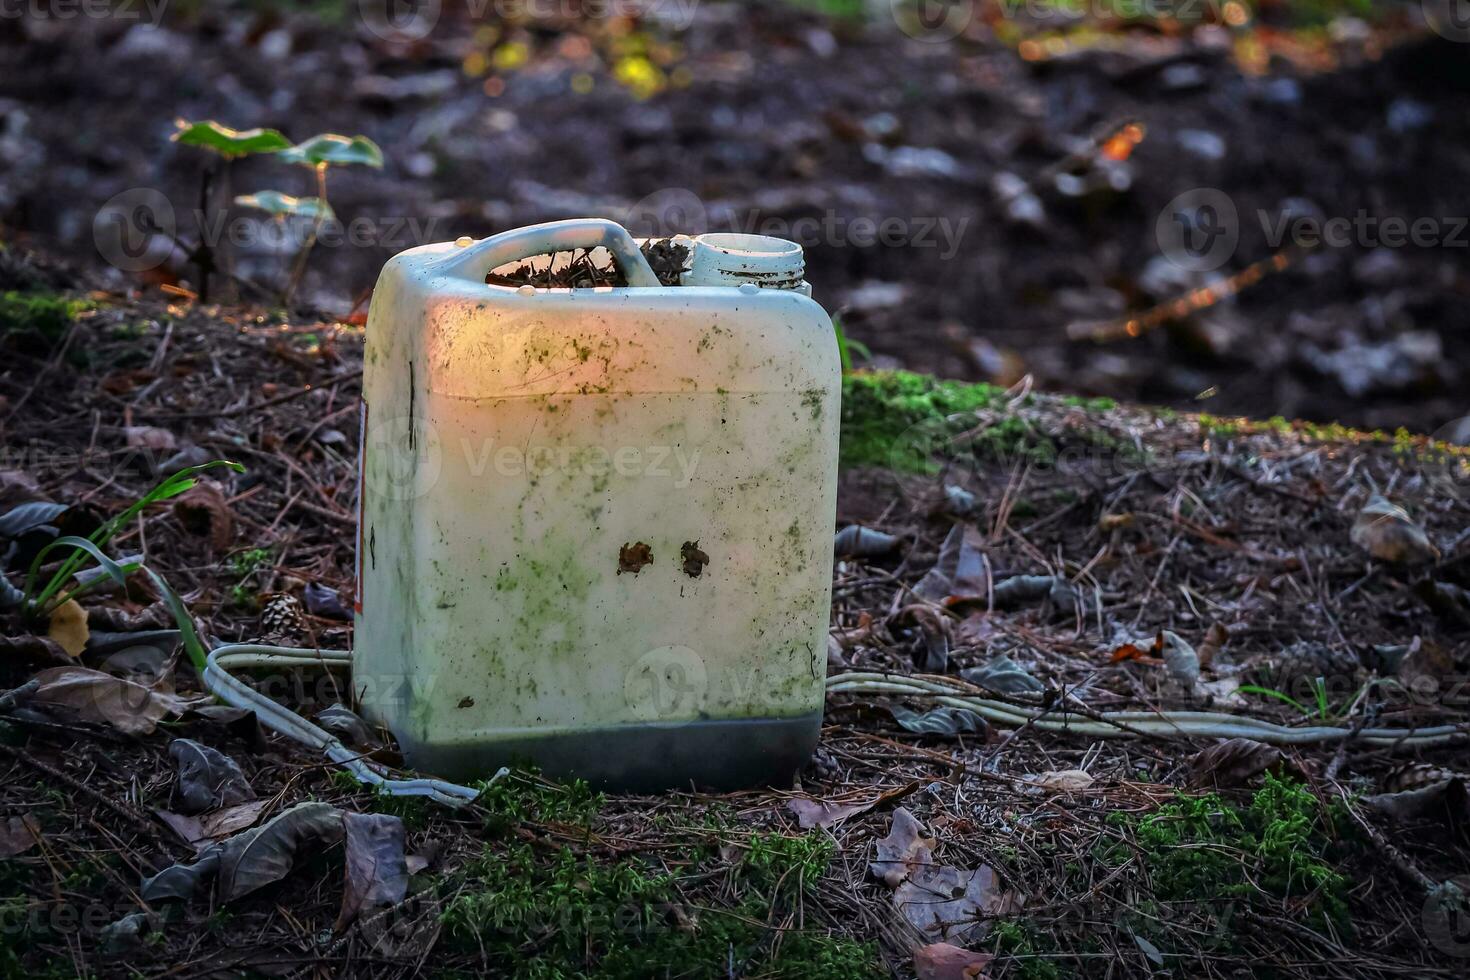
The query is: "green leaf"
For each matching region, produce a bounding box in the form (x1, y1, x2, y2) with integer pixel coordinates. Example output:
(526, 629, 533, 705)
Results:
(92, 460, 244, 553)
(173, 120, 291, 158)
(234, 191, 335, 221)
(41, 461, 243, 610)
(832, 314, 870, 374)
(24, 535, 139, 613)
(278, 133, 384, 169)
(1238, 685, 1312, 717)
(140, 566, 210, 675)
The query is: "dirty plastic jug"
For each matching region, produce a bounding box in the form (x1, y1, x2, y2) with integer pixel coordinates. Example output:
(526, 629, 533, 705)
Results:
(355, 219, 840, 790)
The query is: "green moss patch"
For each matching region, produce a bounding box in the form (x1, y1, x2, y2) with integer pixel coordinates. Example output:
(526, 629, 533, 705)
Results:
(839, 370, 1135, 474)
(437, 772, 882, 980)
(1093, 774, 1353, 948)
(0, 290, 87, 342)
(981, 776, 1361, 976)
(839, 370, 1005, 471)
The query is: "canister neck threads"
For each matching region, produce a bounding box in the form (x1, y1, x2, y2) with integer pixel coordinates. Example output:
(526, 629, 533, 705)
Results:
(681, 234, 808, 293)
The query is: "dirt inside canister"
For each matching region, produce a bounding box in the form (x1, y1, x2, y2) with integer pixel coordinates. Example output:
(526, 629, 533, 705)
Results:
(487, 240, 690, 289)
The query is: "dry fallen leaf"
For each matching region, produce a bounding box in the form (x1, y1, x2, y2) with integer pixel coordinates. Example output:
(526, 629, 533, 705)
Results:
(786, 781, 920, 829)
(124, 426, 178, 452)
(960, 655, 1043, 695)
(890, 705, 988, 737)
(834, 524, 900, 559)
(316, 704, 378, 748)
(337, 811, 410, 930)
(915, 524, 990, 604)
(787, 797, 871, 830)
(156, 799, 272, 854)
(895, 864, 1014, 942)
(1188, 738, 1282, 788)
(954, 612, 996, 647)
(1398, 638, 1455, 690)
(46, 598, 89, 657)
(169, 738, 255, 814)
(215, 802, 345, 902)
(302, 582, 351, 621)
(1196, 675, 1247, 708)
(914, 942, 994, 980)
(869, 807, 936, 887)
(0, 634, 71, 665)
(142, 803, 346, 905)
(896, 603, 952, 673)
(173, 481, 234, 551)
(0, 814, 42, 857)
(1351, 494, 1439, 564)
(1196, 622, 1230, 667)
(871, 809, 1017, 942)
(1022, 769, 1095, 793)
(1364, 776, 1470, 835)
(30, 665, 194, 735)
(1109, 640, 1152, 664)
(1382, 763, 1457, 795)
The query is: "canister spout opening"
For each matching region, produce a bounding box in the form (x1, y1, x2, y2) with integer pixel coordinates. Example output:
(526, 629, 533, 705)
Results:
(683, 233, 807, 292)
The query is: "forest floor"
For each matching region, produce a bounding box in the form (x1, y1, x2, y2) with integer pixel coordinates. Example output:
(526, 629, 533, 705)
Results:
(2, 241, 1470, 979)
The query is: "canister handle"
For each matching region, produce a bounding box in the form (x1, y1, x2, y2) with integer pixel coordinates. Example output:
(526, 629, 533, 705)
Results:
(437, 218, 662, 287)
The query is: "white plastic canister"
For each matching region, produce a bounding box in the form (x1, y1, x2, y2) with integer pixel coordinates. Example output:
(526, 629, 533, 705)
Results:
(355, 219, 840, 790)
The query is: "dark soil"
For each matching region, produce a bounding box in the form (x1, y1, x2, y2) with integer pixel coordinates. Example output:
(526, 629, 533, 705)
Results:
(2, 3, 1469, 433)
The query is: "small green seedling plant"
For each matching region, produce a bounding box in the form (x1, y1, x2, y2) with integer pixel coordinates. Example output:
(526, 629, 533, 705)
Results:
(831, 313, 871, 373)
(173, 119, 384, 305)
(169, 121, 292, 303)
(1239, 676, 1338, 721)
(228, 546, 274, 607)
(11, 460, 243, 673)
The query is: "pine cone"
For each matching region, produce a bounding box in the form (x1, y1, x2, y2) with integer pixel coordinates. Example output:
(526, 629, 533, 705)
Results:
(1383, 763, 1460, 794)
(1267, 641, 1363, 687)
(259, 592, 305, 643)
